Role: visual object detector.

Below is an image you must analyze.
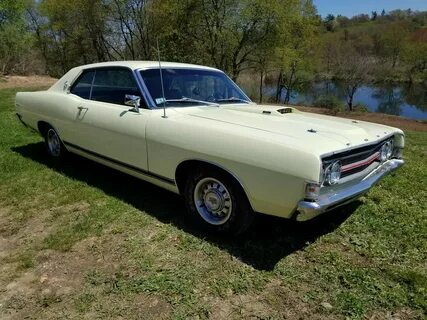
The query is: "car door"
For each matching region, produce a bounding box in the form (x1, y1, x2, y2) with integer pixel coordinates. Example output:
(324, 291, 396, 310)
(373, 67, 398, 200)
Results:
(67, 67, 149, 171)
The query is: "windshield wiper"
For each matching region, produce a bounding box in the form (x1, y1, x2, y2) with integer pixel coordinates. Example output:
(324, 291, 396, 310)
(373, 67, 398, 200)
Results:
(215, 97, 250, 104)
(164, 97, 219, 107)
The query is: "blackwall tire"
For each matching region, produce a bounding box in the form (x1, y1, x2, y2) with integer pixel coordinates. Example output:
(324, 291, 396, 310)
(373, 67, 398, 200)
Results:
(44, 126, 66, 159)
(184, 167, 254, 235)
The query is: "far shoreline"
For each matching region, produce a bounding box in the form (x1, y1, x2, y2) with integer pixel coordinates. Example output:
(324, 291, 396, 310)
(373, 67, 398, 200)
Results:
(2, 75, 425, 132)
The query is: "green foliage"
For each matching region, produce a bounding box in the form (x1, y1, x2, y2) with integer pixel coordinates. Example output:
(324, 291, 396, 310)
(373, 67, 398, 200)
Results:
(313, 94, 344, 113)
(353, 103, 370, 112)
(0, 0, 426, 108)
(318, 10, 427, 85)
(0, 0, 34, 74)
(0, 0, 26, 25)
(274, 0, 320, 103)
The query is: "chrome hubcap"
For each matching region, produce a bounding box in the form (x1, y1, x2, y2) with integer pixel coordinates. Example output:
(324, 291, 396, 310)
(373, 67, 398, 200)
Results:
(194, 178, 232, 225)
(47, 129, 61, 157)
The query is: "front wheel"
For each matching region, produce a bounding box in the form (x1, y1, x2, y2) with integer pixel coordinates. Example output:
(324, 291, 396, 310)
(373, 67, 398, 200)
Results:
(184, 167, 254, 235)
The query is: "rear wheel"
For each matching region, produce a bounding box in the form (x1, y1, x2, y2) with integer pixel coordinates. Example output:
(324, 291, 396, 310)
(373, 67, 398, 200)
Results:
(184, 167, 254, 235)
(43, 126, 66, 159)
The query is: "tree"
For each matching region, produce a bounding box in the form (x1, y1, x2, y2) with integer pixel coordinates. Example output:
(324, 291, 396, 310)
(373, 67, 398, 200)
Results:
(250, 34, 276, 103)
(402, 82, 427, 112)
(351, 14, 370, 23)
(324, 13, 336, 32)
(402, 29, 427, 82)
(371, 11, 378, 21)
(333, 46, 371, 110)
(321, 36, 340, 77)
(336, 15, 350, 28)
(380, 22, 410, 68)
(373, 87, 403, 115)
(0, 0, 33, 74)
(179, 0, 282, 80)
(275, 0, 318, 104)
(31, 0, 113, 75)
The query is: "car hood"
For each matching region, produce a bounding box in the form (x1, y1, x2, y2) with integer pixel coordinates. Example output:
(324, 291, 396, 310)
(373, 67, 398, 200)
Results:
(174, 104, 401, 156)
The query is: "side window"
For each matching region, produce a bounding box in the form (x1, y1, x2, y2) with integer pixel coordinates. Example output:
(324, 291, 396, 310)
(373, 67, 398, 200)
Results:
(91, 69, 143, 106)
(70, 71, 95, 99)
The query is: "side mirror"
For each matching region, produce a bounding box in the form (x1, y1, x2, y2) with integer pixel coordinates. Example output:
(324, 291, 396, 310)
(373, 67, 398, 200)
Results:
(125, 94, 141, 113)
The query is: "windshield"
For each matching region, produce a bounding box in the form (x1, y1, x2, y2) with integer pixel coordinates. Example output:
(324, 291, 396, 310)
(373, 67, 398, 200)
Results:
(140, 68, 251, 107)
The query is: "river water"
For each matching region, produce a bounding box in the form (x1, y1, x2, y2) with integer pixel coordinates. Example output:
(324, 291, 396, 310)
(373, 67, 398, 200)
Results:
(263, 81, 427, 121)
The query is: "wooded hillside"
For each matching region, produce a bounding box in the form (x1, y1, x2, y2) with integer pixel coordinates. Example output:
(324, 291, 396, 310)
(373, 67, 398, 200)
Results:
(1, 1, 426, 108)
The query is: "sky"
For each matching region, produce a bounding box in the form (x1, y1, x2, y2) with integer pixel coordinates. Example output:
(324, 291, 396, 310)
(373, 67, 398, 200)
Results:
(313, 0, 427, 18)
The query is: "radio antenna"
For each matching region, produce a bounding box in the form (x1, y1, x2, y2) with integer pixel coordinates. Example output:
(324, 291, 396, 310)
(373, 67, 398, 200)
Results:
(157, 39, 167, 118)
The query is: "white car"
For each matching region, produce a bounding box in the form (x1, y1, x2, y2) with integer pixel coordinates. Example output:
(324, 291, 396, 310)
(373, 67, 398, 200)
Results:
(15, 61, 404, 234)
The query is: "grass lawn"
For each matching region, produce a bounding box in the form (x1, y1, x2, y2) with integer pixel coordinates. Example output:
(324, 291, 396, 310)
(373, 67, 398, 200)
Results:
(0, 87, 426, 319)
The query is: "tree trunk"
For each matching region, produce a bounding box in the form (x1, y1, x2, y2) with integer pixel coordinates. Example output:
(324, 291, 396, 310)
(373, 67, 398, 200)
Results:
(348, 96, 353, 111)
(283, 65, 296, 104)
(283, 91, 289, 104)
(392, 53, 398, 69)
(275, 71, 283, 103)
(259, 69, 264, 103)
(347, 87, 356, 111)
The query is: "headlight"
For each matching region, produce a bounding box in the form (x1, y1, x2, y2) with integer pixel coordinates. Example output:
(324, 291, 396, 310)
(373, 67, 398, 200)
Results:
(380, 140, 393, 161)
(386, 140, 393, 159)
(324, 160, 341, 186)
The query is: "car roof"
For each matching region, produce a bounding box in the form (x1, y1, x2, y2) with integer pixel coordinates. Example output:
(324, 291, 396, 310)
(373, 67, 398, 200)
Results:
(77, 61, 222, 72)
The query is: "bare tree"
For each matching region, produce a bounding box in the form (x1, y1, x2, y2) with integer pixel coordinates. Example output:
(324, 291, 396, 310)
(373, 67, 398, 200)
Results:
(334, 47, 371, 110)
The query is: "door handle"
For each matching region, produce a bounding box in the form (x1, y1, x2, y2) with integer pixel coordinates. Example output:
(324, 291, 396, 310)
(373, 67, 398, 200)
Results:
(77, 106, 88, 116)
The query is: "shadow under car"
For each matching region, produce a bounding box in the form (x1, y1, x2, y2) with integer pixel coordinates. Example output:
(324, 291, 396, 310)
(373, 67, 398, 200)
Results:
(12, 142, 360, 270)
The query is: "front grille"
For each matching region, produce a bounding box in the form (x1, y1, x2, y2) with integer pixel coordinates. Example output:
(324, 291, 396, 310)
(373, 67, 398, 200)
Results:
(322, 138, 389, 178)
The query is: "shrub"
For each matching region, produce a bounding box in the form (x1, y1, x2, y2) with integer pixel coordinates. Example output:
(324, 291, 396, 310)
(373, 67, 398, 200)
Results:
(313, 95, 344, 114)
(353, 103, 370, 112)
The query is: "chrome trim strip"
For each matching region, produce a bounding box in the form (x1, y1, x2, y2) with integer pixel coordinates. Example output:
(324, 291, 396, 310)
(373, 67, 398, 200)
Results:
(63, 141, 175, 185)
(327, 144, 382, 163)
(175, 158, 253, 206)
(135, 67, 253, 110)
(320, 133, 395, 160)
(70, 66, 151, 109)
(341, 151, 380, 172)
(134, 68, 156, 108)
(296, 159, 404, 221)
(89, 70, 96, 100)
(16, 113, 28, 128)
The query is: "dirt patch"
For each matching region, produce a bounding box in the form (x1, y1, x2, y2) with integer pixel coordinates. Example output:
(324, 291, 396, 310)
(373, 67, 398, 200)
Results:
(133, 294, 171, 319)
(0, 215, 172, 320)
(0, 75, 57, 90)
(295, 106, 427, 132)
(208, 280, 337, 319)
(1, 237, 99, 319)
(366, 307, 424, 320)
(0, 202, 95, 319)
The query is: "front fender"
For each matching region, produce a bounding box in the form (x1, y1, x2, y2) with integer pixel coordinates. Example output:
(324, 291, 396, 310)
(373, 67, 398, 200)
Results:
(146, 109, 321, 218)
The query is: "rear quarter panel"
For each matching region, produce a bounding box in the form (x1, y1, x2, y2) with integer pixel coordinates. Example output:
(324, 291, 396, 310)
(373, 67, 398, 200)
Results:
(16, 90, 81, 143)
(15, 67, 82, 137)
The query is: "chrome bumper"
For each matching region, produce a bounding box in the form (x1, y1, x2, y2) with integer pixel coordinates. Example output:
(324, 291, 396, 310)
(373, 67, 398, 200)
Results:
(296, 159, 404, 221)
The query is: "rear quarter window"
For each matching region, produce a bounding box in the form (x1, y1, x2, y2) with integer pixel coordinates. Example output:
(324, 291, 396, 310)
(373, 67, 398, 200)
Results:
(70, 71, 95, 99)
